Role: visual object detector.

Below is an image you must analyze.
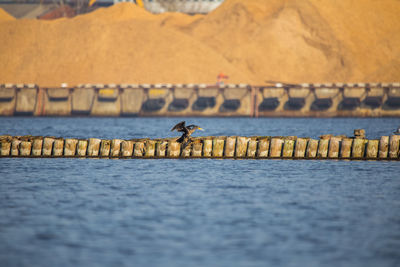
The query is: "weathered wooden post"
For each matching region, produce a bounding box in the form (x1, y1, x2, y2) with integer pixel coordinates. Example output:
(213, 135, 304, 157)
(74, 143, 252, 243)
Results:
(19, 141, 32, 156)
(144, 140, 156, 157)
(212, 137, 225, 158)
(64, 138, 78, 156)
(42, 137, 55, 156)
(121, 140, 134, 157)
(87, 138, 101, 157)
(168, 141, 181, 157)
(246, 137, 257, 158)
(236, 136, 249, 158)
(256, 137, 270, 158)
(328, 137, 341, 158)
(77, 139, 88, 156)
(317, 138, 329, 158)
(294, 138, 307, 158)
(352, 138, 366, 158)
(203, 139, 213, 157)
(156, 140, 167, 157)
(282, 137, 295, 158)
(192, 140, 203, 157)
(0, 139, 11, 156)
(110, 139, 122, 157)
(378, 136, 389, 159)
(366, 140, 379, 158)
(31, 138, 43, 156)
(389, 135, 400, 159)
(270, 138, 284, 158)
(100, 139, 111, 157)
(340, 138, 353, 158)
(11, 138, 21, 156)
(134, 141, 145, 157)
(224, 136, 236, 158)
(306, 139, 318, 158)
(53, 138, 64, 156)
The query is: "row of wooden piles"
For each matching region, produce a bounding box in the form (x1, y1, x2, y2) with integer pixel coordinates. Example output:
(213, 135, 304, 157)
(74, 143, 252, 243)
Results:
(0, 131, 399, 160)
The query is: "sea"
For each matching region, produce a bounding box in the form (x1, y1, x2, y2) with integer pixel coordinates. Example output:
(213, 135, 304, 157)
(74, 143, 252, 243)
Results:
(0, 117, 399, 267)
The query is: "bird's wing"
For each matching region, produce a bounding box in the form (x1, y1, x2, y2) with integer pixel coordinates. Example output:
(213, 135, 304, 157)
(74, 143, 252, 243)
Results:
(171, 121, 186, 132)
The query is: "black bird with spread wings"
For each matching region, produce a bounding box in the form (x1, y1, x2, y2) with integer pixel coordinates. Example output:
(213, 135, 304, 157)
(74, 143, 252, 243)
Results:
(171, 121, 204, 145)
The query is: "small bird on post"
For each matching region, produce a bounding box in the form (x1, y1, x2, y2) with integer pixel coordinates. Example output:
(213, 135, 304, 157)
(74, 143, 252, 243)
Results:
(394, 126, 400, 135)
(171, 121, 204, 147)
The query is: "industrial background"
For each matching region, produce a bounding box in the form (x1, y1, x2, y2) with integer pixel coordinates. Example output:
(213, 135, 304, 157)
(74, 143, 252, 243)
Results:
(1, 0, 399, 117)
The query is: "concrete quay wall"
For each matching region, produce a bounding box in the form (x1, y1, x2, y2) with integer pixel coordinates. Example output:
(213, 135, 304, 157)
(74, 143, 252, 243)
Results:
(1, 132, 399, 160)
(1, 83, 400, 117)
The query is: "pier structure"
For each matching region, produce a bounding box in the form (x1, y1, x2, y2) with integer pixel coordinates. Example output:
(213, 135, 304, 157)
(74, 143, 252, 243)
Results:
(1, 83, 400, 117)
(1, 130, 399, 160)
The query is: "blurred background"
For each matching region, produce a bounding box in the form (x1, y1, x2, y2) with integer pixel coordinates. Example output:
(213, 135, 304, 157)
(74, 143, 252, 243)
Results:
(0, 0, 400, 117)
(1, 2, 400, 267)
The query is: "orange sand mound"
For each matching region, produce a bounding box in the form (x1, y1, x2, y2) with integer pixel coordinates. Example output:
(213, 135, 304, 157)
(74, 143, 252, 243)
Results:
(0, 8, 15, 21)
(188, 0, 400, 83)
(0, 1, 399, 86)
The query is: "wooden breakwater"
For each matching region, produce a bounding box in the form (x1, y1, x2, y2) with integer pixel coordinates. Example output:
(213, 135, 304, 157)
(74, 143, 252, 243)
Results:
(1, 130, 400, 160)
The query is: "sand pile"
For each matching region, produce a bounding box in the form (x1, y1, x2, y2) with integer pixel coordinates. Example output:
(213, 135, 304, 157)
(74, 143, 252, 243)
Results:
(187, 0, 400, 83)
(0, 3, 252, 86)
(0, 8, 15, 21)
(0, 0, 399, 86)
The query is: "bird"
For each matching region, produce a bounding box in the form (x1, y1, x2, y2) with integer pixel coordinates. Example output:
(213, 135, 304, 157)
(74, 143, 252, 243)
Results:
(171, 121, 204, 147)
(394, 126, 400, 135)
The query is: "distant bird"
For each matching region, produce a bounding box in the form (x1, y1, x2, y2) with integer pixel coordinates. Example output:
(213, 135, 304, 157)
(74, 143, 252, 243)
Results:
(171, 121, 204, 147)
(394, 126, 400, 135)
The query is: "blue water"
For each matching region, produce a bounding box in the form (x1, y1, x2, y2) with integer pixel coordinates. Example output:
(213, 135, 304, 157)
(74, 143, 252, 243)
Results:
(1, 117, 400, 139)
(1, 118, 400, 267)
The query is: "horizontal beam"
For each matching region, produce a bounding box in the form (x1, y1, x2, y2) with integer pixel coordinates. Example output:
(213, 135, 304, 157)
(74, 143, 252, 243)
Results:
(1, 83, 400, 117)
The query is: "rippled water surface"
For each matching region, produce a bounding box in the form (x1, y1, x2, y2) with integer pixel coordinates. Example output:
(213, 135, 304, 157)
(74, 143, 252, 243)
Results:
(1, 118, 400, 267)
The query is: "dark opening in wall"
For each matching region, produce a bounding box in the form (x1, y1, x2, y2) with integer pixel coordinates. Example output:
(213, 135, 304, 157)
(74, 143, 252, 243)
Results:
(141, 98, 166, 112)
(48, 96, 69, 102)
(258, 98, 279, 111)
(362, 97, 382, 109)
(120, 112, 139, 117)
(14, 111, 34, 116)
(71, 109, 91, 116)
(383, 97, 400, 109)
(284, 98, 305, 110)
(192, 97, 216, 111)
(311, 99, 332, 111)
(98, 96, 117, 102)
(0, 97, 13, 102)
(220, 99, 241, 112)
(168, 98, 189, 111)
(338, 98, 360, 110)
